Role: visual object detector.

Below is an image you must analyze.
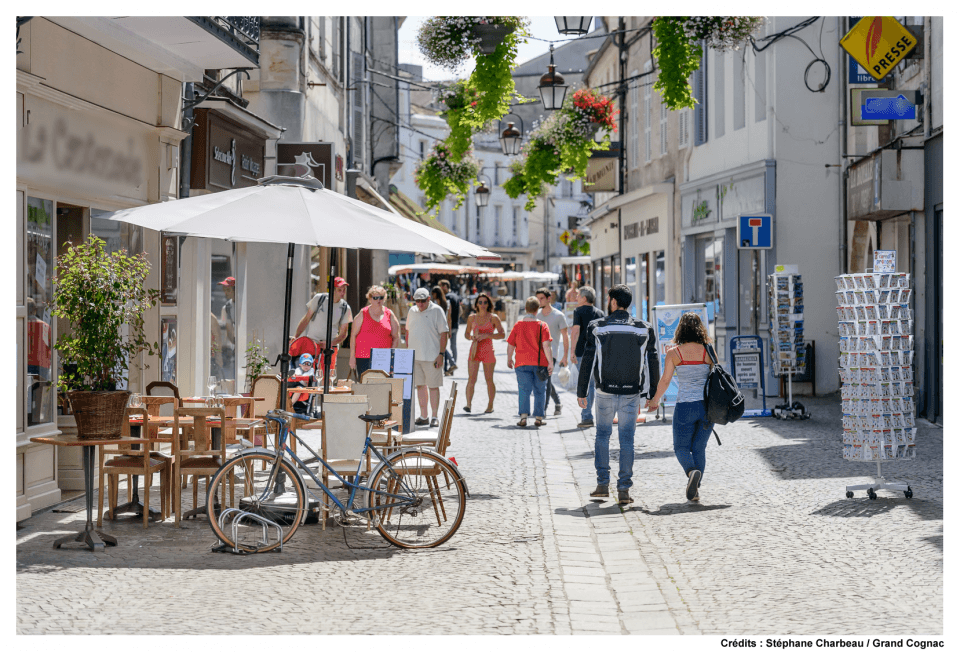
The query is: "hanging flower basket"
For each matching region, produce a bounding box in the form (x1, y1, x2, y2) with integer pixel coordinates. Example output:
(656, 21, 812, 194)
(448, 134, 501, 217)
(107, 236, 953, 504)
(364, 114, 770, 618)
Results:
(472, 23, 515, 55)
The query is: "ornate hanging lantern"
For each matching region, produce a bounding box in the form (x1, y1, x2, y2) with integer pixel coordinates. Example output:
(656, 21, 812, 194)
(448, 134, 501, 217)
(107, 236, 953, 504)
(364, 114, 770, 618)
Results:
(538, 45, 568, 111)
(499, 120, 523, 156)
(474, 180, 491, 208)
(554, 16, 592, 36)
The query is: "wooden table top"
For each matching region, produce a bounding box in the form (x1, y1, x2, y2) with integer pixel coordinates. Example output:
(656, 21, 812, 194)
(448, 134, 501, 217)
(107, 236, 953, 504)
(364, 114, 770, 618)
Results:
(182, 396, 265, 403)
(127, 416, 263, 427)
(287, 386, 353, 395)
(30, 435, 147, 447)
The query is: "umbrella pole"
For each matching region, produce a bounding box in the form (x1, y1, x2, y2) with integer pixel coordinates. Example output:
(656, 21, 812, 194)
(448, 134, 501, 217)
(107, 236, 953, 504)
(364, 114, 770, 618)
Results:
(322, 262, 335, 397)
(279, 243, 295, 405)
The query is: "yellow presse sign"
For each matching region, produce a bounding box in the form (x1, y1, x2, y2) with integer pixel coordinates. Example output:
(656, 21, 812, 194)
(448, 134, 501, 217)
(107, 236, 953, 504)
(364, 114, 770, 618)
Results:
(841, 16, 918, 81)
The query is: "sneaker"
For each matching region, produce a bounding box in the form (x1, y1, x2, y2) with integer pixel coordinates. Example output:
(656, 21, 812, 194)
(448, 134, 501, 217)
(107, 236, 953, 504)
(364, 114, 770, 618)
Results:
(617, 490, 634, 505)
(686, 470, 702, 501)
(690, 489, 700, 502)
(590, 485, 609, 498)
(553, 404, 562, 415)
(577, 419, 594, 429)
(430, 417, 439, 427)
(415, 417, 429, 426)
(448, 364, 457, 373)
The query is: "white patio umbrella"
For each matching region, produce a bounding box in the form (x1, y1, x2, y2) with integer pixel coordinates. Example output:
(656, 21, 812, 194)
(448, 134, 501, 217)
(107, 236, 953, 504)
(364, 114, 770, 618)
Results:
(103, 175, 499, 393)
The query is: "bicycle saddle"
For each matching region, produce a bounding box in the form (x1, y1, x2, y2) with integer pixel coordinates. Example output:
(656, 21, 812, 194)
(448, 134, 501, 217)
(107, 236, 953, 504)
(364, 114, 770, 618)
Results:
(358, 413, 392, 423)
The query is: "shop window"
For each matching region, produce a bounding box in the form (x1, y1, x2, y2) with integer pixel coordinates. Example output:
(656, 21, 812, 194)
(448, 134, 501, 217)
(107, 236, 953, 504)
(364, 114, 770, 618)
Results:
(655, 251, 665, 307)
(26, 197, 54, 426)
(625, 256, 637, 317)
(211, 254, 237, 391)
(640, 253, 650, 322)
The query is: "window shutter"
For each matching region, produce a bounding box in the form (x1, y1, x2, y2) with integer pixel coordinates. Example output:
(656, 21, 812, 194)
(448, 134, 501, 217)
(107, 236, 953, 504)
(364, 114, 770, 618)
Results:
(679, 108, 690, 149)
(714, 49, 725, 139)
(660, 99, 668, 155)
(643, 61, 652, 163)
(694, 46, 708, 146)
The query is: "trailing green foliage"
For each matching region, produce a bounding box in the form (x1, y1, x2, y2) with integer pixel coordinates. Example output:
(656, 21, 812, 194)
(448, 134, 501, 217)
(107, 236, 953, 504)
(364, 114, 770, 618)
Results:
(415, 141, 481, 214)
(653, 16, 765, 111)
(51, 235, 161, 392)
(503, 92, 613, 211)
(244, 338, 271, 392)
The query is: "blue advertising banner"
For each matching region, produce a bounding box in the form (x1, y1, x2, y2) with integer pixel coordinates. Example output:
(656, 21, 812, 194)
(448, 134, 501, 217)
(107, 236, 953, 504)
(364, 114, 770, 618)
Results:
(652, 303, 709, 408)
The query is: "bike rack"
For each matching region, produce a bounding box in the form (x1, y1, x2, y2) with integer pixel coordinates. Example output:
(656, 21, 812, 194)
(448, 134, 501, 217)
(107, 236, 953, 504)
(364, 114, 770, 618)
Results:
(218, 507, 284, 553)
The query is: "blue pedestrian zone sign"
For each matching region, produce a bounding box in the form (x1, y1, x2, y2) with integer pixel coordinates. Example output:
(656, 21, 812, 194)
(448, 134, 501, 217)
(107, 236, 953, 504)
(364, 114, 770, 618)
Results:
(737, 214, 772, 249)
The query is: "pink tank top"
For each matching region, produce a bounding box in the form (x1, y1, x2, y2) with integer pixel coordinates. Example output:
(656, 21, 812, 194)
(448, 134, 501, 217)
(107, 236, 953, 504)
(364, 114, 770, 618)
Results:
(355, 306, 393, 359)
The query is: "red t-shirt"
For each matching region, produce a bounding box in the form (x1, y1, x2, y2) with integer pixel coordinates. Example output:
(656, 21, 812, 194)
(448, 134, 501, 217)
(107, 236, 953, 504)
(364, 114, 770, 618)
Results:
(507, 319, 553, 367)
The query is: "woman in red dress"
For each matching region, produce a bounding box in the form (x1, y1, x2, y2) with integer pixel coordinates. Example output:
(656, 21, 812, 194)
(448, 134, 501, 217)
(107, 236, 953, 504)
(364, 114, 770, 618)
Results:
(463, 292, 505, 413)
(349, 285, 401, 377)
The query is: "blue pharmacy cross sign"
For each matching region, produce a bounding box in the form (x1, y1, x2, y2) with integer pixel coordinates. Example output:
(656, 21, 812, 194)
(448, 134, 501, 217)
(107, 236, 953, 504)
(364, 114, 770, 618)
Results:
(737, 214, 772, 249)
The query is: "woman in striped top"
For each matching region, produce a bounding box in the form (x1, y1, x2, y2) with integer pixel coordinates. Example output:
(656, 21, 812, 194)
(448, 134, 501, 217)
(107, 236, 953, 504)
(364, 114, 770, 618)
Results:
(647, 313, 715, 502)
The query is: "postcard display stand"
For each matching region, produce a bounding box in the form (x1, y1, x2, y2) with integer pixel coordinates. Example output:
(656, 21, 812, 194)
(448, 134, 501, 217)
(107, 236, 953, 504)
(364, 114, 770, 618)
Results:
(769, 272, 810, 419)
(836, 272, 915, 499)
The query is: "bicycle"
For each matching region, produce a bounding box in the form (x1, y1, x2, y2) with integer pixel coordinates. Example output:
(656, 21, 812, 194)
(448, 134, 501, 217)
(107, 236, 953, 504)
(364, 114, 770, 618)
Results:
(205, 408, 467, 552)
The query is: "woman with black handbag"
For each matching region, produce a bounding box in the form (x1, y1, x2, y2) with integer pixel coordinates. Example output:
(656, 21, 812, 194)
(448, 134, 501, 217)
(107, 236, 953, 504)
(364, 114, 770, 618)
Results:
(506, 296, 554, 428)
(647, 312, 715, 502)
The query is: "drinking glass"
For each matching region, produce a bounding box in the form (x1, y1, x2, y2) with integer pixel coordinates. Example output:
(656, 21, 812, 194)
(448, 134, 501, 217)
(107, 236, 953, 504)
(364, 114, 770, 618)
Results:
(128, 393, 142, 408)
(207, 375, 218, 397)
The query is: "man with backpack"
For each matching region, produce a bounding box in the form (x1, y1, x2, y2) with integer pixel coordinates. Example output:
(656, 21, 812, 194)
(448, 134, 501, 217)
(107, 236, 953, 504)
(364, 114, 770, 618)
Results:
(294, 277, 353, 374)
(577, 284, 660, 506)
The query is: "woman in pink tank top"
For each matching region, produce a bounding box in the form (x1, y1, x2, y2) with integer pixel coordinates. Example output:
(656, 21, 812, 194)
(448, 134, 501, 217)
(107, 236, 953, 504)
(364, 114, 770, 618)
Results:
(349, 285, 401, 377)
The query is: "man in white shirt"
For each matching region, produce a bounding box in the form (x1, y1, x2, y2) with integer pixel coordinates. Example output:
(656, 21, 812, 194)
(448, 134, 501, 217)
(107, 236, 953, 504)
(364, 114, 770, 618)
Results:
(406, 287, 449, 428)
(294, 277, 353, 373)
(537, 287, 570, 416)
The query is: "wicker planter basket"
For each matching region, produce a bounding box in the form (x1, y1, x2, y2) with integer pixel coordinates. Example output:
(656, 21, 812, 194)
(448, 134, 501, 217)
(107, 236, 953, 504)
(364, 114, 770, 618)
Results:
(472, 24, 514, 55)
(67, 390, 131, 440)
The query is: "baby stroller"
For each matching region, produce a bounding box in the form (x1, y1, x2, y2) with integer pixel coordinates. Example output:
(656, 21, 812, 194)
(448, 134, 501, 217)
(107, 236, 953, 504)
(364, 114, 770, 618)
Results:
(288, 337, 321, 417)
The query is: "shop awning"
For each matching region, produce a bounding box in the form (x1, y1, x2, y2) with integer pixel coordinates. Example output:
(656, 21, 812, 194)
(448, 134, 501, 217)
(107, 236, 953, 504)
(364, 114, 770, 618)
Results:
(555, 256, 591, 265)
(388, 262, 504, 276)
(387, 185, 456, 236)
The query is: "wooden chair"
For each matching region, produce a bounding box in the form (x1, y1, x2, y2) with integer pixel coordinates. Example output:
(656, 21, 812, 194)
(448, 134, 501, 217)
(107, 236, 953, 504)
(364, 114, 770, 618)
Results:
(362, 377, 404, 432)
(360, 369, 390, 382)
(172, 406, 227, 527)
(97, 407, 171, 528)
(350, 382, 396, 448)
(251, 374, 295, 455)
(400, 381, 457, 447)
(319, 395, 371, 530)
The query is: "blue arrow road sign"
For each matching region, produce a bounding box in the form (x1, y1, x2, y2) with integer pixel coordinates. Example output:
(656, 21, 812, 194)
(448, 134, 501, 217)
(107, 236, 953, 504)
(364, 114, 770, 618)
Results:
(862, 94, 917, 120)
(738, 214, 772, 249)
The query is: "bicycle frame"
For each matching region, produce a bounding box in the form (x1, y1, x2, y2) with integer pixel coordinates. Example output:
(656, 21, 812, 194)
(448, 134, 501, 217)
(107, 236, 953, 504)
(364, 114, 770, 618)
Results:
(261, 412, 414, 517)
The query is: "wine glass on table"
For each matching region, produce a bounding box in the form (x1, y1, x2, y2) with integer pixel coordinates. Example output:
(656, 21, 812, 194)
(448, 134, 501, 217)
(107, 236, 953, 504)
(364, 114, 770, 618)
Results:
(207, 375, 218, 397)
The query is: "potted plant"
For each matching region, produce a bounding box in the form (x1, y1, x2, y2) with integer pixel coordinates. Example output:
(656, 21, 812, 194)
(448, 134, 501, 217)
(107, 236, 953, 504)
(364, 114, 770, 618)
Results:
(244, 337, 271, 393)
(51, 235, 160, 439)
(417, 16, 529, 71)
(414, 141, 481, 215)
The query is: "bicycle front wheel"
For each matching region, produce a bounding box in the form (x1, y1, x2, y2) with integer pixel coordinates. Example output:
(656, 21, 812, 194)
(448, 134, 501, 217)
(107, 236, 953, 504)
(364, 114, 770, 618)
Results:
(207, 452, 306, 553)
(367, 449, 466, 549)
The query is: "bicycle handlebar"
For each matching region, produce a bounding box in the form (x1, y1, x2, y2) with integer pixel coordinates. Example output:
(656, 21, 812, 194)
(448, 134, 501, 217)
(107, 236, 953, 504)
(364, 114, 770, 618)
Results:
(266, 409, 312, 424)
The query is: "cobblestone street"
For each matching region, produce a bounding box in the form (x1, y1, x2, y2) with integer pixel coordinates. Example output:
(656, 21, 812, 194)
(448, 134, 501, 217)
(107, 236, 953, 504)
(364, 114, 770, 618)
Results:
(17, 331, 943, 635)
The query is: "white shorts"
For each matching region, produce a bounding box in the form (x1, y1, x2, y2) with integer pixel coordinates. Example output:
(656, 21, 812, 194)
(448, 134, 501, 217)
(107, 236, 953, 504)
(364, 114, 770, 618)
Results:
(413, 359, 444, 388)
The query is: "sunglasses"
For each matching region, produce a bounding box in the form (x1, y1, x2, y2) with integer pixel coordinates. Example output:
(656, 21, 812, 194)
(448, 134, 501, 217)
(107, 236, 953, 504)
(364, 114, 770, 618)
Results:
(415, 298, 429, 303)
(476, 300, 490, 306)
(370, 295, 384, 301)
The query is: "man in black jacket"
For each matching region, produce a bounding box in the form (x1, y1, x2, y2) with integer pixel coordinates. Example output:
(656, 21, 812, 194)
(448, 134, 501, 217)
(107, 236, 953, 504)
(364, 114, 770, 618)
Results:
(577, 284, 660, 505)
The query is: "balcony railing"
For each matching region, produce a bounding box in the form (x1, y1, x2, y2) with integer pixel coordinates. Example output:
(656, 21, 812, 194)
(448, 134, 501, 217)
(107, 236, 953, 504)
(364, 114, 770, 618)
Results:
(187, 16, 260, 65)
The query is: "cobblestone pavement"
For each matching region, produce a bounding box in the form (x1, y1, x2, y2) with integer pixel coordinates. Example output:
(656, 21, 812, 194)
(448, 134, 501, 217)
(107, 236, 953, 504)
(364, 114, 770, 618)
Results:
(17, 329, 942, 634)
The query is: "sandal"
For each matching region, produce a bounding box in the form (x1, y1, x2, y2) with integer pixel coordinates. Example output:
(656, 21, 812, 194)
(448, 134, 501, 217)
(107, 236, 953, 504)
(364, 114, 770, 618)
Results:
(463, 405, 471, 413)
(534, 417, 545, 427)
(516, 417, 527, 427)
(484, 404, 494, 414)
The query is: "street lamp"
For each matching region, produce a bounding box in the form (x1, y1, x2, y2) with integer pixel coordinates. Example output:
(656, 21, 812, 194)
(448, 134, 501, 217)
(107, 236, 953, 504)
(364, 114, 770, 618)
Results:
(538, 44, 568, 111)
(474, 178, 491, 208)
(498, 114, 524, 156)
(554, 16, 592, 36)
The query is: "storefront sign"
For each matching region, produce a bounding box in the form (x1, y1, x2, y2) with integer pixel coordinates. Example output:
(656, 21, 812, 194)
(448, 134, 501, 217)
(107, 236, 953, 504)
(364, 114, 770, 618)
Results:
(277, 143, 334, 189)
(191, 109, 265, 191)
(160, 235, 178, 305)
(17, 95, 149, 202)
(840, 17, 917, 81)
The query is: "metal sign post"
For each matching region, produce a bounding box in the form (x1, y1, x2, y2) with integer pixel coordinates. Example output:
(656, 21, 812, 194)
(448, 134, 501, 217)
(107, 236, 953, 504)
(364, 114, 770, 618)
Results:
(729, 335, 771, 417)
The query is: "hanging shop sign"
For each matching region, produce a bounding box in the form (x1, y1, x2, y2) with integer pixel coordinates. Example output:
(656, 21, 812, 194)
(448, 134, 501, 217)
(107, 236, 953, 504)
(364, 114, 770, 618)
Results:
(847, 149, 924, 220)
(190, 109, 265, 192)
(840, 17, 917, 81)
(584, 146, 618, 193)
(277, 143, 334, 190)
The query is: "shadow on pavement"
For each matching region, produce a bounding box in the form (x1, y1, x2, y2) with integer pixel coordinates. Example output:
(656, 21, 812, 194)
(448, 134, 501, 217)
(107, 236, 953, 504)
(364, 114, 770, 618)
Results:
(811, 499, 899, 518)
(639, 502, 732, 515)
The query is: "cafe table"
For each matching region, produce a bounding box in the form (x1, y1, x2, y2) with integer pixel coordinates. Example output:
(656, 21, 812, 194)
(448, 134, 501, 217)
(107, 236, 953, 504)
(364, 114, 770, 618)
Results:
(29, 435, 147, 551)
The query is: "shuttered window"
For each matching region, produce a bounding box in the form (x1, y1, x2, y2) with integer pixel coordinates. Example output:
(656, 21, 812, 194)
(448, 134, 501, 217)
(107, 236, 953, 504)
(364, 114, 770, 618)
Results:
(693, 45, 708, 146)
(643, 61, 652, 163)
(734, 52, 746, 131)
(714, 49, 725, 139)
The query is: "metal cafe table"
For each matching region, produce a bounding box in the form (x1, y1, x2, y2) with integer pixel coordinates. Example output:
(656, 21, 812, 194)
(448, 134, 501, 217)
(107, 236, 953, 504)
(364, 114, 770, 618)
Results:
(28, 435, 146, 551)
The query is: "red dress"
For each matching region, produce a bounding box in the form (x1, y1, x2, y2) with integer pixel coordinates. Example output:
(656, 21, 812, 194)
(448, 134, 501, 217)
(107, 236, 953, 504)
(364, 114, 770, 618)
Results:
(470, 316, 496, 363)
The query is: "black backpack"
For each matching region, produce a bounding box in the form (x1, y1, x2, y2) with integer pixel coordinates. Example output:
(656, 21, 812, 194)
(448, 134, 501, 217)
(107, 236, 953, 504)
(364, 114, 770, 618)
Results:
(703, 344, 745, 426)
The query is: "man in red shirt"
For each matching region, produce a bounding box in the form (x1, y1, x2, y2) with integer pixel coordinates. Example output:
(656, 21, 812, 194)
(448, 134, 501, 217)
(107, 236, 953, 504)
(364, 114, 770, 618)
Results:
(506, 296, 554, 428)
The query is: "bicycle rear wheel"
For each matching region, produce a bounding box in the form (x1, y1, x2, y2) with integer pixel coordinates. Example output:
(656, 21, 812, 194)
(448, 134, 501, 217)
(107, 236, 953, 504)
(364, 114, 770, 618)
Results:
(207, 452, 306, 553)
(367, 449, 466, 549)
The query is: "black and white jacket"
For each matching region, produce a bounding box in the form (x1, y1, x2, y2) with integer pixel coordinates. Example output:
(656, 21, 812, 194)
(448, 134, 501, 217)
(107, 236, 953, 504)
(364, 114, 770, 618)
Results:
(577, 309, 660, 399)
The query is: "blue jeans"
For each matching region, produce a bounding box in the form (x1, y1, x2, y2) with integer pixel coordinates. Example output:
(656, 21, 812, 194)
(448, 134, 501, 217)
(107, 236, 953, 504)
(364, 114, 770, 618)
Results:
(672, 400, 714, 483)
(594, 392, 640, 490)
(515, 365, 546, 418)
(575, 362, 596, 421)
(444, 328, 458, 370)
